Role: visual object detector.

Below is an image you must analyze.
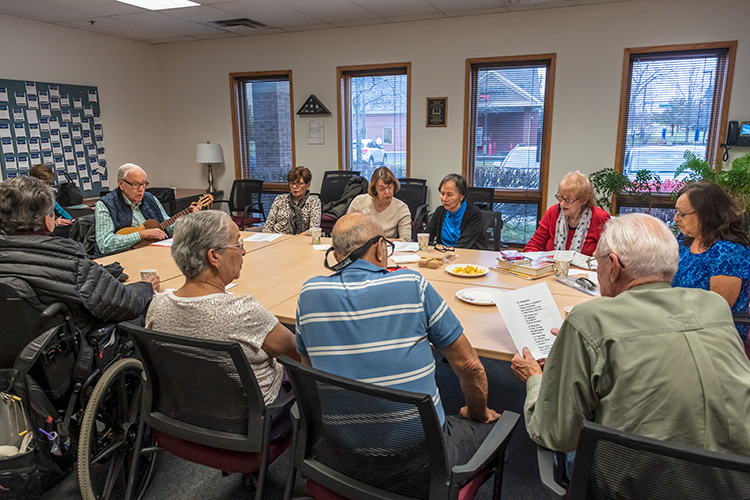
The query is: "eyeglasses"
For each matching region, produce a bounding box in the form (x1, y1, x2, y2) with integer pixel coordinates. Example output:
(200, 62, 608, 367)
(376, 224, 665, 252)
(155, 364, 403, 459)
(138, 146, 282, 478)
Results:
(289, 182, 307, 189)
(376, 184, 395, 193)
(218, 241, 244, 251)
(555, 193, 579, 204)
(121, 179, 150, 190)
(435, 244, 455, 253)
(587, 254, 625, 270)
(673, 210, 695, 221)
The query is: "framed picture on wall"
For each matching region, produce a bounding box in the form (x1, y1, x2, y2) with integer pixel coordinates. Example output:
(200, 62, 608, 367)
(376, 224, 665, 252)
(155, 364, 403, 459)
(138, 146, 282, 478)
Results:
(426, 97, 447, 127)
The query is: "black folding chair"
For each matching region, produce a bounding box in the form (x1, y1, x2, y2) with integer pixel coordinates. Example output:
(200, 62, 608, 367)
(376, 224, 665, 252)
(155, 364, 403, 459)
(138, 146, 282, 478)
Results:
(279, 355, 519, 500)
(146, 187, 176, 215)
(123, 323, 294, 500)
(467, 187, 494, 211)
(538, 420, 750, 499)
(481, 210, 503, 252)
(319, 171, 361, 206)
(214, 180, 265, 228)
(395, 178, 428, 220)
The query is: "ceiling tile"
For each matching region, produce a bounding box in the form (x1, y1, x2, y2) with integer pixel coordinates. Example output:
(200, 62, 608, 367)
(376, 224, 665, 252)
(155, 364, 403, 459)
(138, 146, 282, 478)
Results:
(385, 12, 446, 23)
(156, 4, 241, 23)
(212, 0, 323, 27)
(351, 0, 439, 17)
(428, 0, 508, 12)
(443, 6, 510, 17)
(112, 11, 227, 35)
(274, 0, 381, 23)
(37, 0, 143, 16)
(59, 16, 179, 41)
(0, 0, 91, 21)
(504, 0, 574, 10)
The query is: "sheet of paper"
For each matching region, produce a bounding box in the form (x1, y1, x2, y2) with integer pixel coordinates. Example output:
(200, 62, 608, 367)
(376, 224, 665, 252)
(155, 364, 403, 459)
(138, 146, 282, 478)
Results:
(13, 108, 24, 122)
(392, 254, 420, 264)
(0, 88, 7, 101)
(4, 156, 16, 170)
(88, 90, 98, 103)
(492, 282, 562, 359)
(15, 138, 28, 154)
(393, 241, 419, 252)
(14, 93, 26, 106)
(27, 95, 38, 109)
(313, 244, 331, 251)
(0, 105, 10, 120)
(28, 124, 40, 137)
(1, 138, 14, 154)
(244, 233, 283, 242)
(149, 239, 173, 247)
(13, 123, 26, 137)
(0, 124, 11, 138)
(24, 82, 36, 95)
(307, 118, 324, 145)
(61, 94, 70, 107)
(73, 97, 82, 109)
(38, 91, 48, 104)
(225, 283, 238, 290)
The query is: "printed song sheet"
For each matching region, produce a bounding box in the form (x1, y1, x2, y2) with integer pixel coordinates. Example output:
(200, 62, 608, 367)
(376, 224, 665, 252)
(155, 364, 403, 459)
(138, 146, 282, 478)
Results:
(492, 282, 562, 359)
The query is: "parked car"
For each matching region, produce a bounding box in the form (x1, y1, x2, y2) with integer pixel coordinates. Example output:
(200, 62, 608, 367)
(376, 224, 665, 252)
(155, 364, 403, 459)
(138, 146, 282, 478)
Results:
(352, 139, 387, 167)
(623, 145, 706, 181)
(500, 146, 540, 170)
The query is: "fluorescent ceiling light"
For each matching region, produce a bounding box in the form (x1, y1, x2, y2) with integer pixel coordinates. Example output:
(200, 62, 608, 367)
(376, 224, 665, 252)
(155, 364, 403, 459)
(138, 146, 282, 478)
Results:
(116, 0, 199, 10)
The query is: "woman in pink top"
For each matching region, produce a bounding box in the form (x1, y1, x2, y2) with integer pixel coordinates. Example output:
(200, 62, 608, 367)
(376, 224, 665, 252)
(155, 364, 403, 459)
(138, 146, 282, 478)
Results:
(525, 171, 610, 256)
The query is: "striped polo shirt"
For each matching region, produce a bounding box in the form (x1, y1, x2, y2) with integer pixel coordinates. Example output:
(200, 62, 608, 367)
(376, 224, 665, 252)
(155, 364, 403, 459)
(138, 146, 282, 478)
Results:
(296, 259, 463, 425)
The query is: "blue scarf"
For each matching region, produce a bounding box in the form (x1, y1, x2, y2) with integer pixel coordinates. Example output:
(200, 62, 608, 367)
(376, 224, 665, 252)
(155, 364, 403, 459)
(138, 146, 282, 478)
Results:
(441, 200, 466, 246)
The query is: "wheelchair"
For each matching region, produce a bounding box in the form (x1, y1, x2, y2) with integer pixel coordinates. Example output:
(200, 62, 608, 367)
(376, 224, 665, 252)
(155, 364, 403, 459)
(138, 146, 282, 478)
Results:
(0, 279, 154, 500)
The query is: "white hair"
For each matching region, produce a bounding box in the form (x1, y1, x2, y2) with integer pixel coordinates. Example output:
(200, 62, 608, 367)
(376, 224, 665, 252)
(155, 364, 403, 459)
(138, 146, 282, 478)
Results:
(117, 163, 145, 180)
(597, 213, 678, 280)
(171, 211, 236, 279)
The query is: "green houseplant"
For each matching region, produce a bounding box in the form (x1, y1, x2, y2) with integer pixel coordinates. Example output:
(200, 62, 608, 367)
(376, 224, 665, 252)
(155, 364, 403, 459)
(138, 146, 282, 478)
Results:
(589, 167, 663, 214)
(675, 151, 750, 214)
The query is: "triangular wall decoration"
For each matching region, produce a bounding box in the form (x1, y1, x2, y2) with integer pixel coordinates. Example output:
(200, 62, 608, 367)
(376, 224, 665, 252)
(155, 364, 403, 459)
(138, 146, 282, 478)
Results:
(297, 94, 331, 115)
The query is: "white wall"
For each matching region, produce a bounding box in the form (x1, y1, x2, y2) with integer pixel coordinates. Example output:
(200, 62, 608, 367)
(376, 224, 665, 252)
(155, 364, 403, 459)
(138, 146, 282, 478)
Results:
(153, 0, 750, 208)
(2, 0, 748, 209)
(0, 14, 161, 184)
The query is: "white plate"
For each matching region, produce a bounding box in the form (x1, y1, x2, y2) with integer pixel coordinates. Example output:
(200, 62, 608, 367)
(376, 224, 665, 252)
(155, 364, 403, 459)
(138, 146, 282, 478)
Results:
(456, 288, 496, 306)
(446, 263, 489, 278)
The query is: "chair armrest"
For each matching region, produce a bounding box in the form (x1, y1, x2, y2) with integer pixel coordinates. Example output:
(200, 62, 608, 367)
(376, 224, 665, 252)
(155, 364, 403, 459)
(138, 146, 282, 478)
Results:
(451, 411, 520, 481)
(732, 312, 750, 326)
(265, 387, 295, 417)
(537, 446, 567, 499)
(40, 301, 69, 321)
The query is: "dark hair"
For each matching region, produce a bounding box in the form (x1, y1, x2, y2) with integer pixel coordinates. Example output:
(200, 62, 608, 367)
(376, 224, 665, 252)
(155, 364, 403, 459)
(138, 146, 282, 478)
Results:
(368, 167, 400, 197)
(288, 166, 312, 185)
(677, 181, 750, 248)
(438, 173, 467, 199)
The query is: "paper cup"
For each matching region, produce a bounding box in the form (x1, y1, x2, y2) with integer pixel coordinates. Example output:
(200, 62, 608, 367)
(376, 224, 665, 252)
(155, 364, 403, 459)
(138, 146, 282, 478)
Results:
(310, 227, 322, 245)
(417, 233, 430, 251)
(554, 260, 571, 277)
(139, 269, 157, 281)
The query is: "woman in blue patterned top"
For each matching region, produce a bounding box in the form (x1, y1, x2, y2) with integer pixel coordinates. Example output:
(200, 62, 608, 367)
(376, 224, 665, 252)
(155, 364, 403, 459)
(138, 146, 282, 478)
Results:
(672, 181, 750, 339)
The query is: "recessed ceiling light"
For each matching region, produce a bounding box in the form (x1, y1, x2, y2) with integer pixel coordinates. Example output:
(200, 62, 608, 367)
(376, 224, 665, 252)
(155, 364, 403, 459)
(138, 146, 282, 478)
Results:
(116, 0, 199, 10)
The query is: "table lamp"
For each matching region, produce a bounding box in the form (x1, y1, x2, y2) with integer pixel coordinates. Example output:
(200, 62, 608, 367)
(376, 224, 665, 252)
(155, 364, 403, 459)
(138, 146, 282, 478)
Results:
(195, 142, 223, 193)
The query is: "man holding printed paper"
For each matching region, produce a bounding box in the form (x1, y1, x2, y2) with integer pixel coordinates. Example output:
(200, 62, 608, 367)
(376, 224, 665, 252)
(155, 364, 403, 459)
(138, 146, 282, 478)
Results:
(511, 213, 750, 458)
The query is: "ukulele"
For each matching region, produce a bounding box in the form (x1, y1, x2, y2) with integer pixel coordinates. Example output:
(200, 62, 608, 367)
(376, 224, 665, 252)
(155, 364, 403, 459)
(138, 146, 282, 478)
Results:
(115, 193, 213, 249)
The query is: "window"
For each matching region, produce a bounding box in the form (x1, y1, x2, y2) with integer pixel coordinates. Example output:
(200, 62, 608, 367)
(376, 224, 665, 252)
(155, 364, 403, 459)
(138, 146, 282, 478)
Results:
(338, 63, 410, 179)
(230, 71, 295, 189)
(464, 55, 556, 244)
(614, 42, 736, 212)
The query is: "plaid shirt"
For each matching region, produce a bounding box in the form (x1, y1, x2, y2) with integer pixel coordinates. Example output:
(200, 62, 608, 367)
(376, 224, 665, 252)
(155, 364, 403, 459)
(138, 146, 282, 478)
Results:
(94, 196, 170, 255)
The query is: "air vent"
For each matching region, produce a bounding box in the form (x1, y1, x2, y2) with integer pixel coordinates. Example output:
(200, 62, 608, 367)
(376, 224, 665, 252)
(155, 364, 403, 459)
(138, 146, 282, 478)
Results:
(209, 18, 269, 32)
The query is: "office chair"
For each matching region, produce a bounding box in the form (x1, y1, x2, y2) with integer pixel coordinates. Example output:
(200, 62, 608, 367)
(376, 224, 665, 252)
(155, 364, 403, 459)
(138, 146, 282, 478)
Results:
(467, 187, 494, 211)
(145, 187, 176, 215)
(122, 323, 294, 500)
(214, 180, 265, 228)
(319, 171, 361, 206)
(395, 178, 428, 222)
(481, 210, 503, 252)
(537, 420, 750, 499)
(279, 355, 520, 500)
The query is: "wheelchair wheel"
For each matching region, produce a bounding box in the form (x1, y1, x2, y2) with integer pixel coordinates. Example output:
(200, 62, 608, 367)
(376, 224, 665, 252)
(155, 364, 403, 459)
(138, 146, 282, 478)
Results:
(78, 358, 155, 500)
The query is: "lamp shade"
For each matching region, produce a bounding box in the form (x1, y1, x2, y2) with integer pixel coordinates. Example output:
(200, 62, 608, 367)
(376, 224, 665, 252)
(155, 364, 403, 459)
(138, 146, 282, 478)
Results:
(195, 143, 223, 164)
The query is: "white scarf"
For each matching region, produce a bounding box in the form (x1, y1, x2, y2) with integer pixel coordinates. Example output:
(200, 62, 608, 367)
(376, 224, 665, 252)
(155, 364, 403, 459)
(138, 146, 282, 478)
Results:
(554, 206, 592, 253)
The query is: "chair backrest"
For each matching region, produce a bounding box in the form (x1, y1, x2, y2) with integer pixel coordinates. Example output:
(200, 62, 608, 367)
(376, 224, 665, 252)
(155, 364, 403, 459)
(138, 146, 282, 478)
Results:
(146, 187, 177, 215)
(467, 187, 494, 210)
(69, 214, 97, 256)
(279, 356, 448, 500)
(230, 179, 264, 215)
(0, 279, 46, 369)
(320, 170, 361, 206)
(395, 179, 428, 219)
(122, 322, 268, 452)
(568, 421, 750, 500)
(481, 210, 503, 252)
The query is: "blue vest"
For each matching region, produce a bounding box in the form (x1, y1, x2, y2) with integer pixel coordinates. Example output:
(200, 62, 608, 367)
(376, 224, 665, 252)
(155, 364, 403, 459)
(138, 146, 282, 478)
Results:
(99, 189, 165, 233)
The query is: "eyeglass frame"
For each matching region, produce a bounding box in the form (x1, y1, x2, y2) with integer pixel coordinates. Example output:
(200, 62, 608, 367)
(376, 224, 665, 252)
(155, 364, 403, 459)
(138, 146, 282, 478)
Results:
(289, 181, 309, 189)
(435, 243, 455, 253)
(120, 179, 150, 190)
(586, 253, 626, 270)
(673, 210, 696, 221)
(324, 235, 394, 271)
(375, 183, 395, 193)
(554, 193, 579, 205)
(217, 241, 245, 251)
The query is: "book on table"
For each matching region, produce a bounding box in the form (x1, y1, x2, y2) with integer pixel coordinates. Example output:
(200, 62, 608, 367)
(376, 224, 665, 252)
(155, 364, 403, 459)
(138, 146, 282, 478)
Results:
(495, 257, 554, 277)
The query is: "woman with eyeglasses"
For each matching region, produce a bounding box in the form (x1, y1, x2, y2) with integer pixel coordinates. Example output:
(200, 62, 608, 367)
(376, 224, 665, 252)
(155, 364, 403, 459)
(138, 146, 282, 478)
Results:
(524, 171, 610, 256)
(263, 166, 321, 235)
(426, 173, 487, 250)
(347, 167, 412, 241)
(671, 181, 750, 340)
(147, 210, 300, 442)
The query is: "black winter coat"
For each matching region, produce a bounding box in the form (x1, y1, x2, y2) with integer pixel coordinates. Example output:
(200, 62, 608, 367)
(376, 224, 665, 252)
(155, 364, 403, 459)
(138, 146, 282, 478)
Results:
(0, 234, 153, 332)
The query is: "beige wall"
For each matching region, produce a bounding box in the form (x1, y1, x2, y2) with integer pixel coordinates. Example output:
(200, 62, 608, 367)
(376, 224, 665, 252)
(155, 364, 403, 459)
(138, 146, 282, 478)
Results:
(1, 0, 749, 210)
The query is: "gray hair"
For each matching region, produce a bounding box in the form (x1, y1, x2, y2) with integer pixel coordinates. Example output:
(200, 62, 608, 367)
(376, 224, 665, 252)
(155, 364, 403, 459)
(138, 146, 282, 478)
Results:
(171, 211, 235, 279)
(332, 213, 383, 257)
(0, 176, 55, 234)
(597, 213, 678, 280)
(117, 163, 144, 181)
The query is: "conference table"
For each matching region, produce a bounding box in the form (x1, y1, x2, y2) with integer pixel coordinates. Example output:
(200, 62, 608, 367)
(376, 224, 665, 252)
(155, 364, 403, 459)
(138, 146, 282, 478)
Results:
(95, 234, 595, 361)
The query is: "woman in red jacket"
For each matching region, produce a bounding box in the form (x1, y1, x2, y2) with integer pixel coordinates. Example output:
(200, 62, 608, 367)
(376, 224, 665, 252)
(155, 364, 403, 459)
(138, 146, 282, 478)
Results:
(525, 171, 610, 256)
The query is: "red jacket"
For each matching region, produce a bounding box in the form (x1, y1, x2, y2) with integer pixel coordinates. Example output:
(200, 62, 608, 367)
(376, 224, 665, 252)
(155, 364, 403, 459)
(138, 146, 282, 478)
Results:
(524, 204, 610, 256)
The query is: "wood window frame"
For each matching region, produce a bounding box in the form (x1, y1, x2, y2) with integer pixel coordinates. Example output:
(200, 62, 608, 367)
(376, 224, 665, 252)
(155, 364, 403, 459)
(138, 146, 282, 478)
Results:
(229, 70, 296, 194)
(612, 41, 736, 213)
(462, 54, 556, 221)
(337, 62, 411, 176)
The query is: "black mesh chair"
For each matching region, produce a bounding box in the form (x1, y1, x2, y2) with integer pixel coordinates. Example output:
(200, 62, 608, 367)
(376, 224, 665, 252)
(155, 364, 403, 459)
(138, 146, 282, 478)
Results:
(395, 178, 428, 221)
(279, 356, 520, 500)
(538, 420, 750, 499)
(319, 171, 361, 206)
(122, 323, 294, 500)
(732, 313, 750, 360)
(214, 180, 265, 228)
(146, 187, 176, 215)
(481, 210, 503, 252)
(467, 187, 494, 211)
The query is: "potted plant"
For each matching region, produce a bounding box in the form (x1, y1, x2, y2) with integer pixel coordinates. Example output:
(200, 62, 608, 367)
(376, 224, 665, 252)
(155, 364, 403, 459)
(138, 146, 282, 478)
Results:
(589, 167, 663, 214)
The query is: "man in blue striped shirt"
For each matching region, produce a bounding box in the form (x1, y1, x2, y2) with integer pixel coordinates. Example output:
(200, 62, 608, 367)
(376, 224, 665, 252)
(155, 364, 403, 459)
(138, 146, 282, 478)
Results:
(296, 213, 499, 466)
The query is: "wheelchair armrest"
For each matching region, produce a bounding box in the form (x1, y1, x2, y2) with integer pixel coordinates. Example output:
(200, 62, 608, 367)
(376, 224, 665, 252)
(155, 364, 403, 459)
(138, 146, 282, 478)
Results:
(537, 446, 567, 499)
(40, 301, 70, 321)
(451, 410, 520, 482)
